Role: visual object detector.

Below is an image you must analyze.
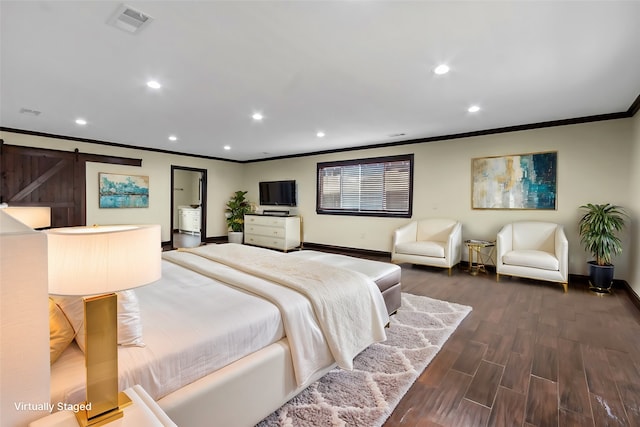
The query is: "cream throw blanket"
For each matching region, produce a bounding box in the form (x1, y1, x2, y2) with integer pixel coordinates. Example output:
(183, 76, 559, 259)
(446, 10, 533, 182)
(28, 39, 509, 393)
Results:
(178, 244, 388, 372)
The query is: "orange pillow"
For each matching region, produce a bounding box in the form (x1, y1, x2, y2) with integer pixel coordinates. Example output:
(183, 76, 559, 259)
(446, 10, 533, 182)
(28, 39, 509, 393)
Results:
(49, 298, 75, 364)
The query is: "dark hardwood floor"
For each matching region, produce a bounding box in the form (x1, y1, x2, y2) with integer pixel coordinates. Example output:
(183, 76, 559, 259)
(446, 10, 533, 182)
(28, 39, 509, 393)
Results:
(377, 262, 640, 427)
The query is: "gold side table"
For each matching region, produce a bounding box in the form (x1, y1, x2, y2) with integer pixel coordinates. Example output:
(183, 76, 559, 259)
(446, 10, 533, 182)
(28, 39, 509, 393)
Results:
(465, 239, 496, 276)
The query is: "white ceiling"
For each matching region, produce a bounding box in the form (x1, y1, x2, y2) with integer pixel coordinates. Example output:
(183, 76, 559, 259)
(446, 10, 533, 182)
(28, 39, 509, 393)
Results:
(2, 1, 640, 162)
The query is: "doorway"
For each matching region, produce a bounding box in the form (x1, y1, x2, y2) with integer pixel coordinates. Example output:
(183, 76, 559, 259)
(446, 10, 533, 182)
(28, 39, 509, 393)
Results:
(170, 165, 207, 249)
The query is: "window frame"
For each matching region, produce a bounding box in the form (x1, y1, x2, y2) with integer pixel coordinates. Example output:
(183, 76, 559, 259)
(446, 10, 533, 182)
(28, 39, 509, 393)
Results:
(316, 153, 414, 218)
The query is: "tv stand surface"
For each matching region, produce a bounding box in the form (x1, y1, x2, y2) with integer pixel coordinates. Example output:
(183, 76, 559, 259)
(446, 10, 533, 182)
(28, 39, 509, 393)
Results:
(262, 209, 290, 216)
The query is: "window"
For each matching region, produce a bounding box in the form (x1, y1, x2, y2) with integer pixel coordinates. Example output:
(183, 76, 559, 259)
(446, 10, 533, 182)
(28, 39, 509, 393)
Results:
(316, 154, 414, 218)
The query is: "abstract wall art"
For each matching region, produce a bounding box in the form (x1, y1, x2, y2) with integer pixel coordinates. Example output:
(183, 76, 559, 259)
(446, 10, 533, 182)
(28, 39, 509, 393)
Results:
(99, 173, 149, 208)
(471, 151, 557, 210)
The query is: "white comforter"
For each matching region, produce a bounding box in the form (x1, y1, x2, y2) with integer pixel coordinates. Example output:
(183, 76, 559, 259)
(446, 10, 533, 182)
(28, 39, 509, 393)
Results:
(51, 259, 289, 404)
(173, 244, 389, 378)
(162, 249, 334, 386)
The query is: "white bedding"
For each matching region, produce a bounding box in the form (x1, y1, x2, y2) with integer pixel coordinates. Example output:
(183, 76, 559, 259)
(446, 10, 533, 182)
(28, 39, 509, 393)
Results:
(51, 243, 388, 411)
(51, 258, 289, 404)
(177, 244, 389, 373)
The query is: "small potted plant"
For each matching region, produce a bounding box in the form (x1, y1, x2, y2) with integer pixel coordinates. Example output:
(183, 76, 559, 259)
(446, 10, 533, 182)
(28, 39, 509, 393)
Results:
(225, 190, 252, 244)
(578, 203, 627, 294)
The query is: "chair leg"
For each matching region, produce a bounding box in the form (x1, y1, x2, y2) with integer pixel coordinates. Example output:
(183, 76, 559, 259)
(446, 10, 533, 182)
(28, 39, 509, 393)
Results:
(561, 282, 568, 293)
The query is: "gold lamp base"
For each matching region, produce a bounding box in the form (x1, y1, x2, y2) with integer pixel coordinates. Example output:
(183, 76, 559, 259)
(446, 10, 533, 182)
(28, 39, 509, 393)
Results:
(78, 294, 132, 426)
(74, 392, 132, 427)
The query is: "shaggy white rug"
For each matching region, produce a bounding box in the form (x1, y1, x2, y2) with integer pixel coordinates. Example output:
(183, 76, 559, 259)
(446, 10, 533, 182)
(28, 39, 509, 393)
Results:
(256, 293, 472, 427)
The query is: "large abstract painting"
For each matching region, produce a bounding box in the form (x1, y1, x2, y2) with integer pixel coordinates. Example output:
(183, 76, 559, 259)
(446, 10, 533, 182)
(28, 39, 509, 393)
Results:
(471, 151, 557, 210)
(99, 173, 149, 208)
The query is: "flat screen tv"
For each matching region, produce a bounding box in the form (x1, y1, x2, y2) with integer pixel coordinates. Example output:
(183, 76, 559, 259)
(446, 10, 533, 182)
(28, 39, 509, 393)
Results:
(259, 180, 297, 206)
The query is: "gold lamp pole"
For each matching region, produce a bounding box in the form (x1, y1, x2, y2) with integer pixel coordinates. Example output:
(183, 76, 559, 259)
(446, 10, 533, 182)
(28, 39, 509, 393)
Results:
(46, 224, 161, 426)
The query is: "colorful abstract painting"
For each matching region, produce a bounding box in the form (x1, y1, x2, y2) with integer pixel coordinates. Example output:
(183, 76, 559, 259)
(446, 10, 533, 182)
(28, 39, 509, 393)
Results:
(472, 152, 557, 209)
(99, 173, 149, 208)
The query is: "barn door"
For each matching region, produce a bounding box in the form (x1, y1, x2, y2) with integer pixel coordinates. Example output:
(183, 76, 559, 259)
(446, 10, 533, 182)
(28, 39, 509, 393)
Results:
(1, 144, 85, 227)
(0, 141, 142, 228)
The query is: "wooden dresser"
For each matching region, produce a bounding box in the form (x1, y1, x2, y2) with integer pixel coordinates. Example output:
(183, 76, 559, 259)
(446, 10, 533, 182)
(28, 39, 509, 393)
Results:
(244, 214, 301, 252)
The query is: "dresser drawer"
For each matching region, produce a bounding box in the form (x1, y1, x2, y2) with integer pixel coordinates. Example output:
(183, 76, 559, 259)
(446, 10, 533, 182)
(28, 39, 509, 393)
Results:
(245, 215, 286, 227)
(245, 225, 284, 238)
(244, 234, 285, 250)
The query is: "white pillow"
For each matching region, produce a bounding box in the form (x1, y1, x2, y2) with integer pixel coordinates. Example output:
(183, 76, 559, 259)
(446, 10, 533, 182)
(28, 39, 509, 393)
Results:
(50, 290, 145, 353)
(116, 290, 145, 347)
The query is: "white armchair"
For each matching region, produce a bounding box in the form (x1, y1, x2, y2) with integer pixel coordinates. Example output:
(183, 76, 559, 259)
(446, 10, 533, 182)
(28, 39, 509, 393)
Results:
(391, 218, 462, 275)
(496, 221, 569, 292)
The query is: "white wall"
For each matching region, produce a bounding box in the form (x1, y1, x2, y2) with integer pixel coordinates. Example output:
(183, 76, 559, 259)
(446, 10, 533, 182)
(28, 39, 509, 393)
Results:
(0, 131, 244, 242)
(2, 116, 635, 281)
(629, 112, 640, 293)
(243, 118, 634, 280)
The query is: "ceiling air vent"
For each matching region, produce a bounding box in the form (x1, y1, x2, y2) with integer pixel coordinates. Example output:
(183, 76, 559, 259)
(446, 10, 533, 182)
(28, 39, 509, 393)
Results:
(19, 108, 42, 116)
(107, 4, 153, 34)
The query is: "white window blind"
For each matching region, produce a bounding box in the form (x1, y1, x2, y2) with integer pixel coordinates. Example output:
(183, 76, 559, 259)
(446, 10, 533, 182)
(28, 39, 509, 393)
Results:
(316, 154, 413, 217)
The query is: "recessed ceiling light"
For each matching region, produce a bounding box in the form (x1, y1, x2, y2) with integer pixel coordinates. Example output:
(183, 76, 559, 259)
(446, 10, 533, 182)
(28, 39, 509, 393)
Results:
(434, 64, 450, 75)
(168, 135, 177, 142)
(147, 80, 161, 89)
(468, 105, 481, 113)
(252, 112, 263, 121)
(223, 145, 231, 150)
(75, 118, 87, 125)
(316, 131, 325, 138)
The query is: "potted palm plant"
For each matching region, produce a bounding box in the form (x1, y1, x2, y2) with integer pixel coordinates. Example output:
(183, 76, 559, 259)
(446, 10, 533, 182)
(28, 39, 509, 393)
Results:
(225, 190, 252, 244)
(578, 203, 627, 294)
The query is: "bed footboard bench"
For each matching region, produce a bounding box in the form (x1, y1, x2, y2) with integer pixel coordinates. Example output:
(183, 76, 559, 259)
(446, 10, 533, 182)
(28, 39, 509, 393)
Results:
(287, 250, 401, 315)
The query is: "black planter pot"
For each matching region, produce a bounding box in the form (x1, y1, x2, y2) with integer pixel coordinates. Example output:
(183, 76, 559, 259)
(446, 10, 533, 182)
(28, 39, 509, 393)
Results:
(588, 261, 614, 295)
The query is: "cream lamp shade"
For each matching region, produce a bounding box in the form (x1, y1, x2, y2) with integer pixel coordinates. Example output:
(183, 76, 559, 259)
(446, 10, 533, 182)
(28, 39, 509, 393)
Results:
(46, 224, 161, 295)
(1, 206, 51, 229)
(45, 224, 161, 426)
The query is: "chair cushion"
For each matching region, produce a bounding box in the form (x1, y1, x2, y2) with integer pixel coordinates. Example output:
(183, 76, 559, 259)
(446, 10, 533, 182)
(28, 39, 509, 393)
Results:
(502, 249, 559, 271)
(512, 222, 556, 252)
(395, 241, 445, 258)
(416, 219, 457, 242)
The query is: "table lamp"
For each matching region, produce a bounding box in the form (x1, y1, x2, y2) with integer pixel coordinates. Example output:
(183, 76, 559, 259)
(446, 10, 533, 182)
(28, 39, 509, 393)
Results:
(0, 205, 51, 229)
(46, 224, 161, 426)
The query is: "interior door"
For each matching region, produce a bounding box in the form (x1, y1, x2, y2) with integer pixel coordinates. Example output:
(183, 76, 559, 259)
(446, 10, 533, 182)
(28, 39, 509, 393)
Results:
(170, 165, 207, 248)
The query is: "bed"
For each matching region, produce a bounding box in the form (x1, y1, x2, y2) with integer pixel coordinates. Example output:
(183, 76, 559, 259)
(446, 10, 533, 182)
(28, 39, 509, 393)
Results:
(50, 243, 389, 427)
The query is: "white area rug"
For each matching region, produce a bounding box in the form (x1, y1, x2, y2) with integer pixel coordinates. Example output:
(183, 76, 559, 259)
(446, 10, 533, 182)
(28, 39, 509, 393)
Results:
(256, 293, 472, 427)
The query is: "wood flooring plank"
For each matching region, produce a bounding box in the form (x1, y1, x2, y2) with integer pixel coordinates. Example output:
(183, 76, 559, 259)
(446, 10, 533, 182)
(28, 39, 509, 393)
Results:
(451, 340, 486, 376)
(443, 398, 490, 427)
(525, 376, 558, 427)
(501, 351, 533, 394)
(559, 408, 594, 427)
(464, 360, 504, 407)
(557, 338, 590, 415)
(615, 381, 640, 427)
(385, 382, 434, 426)
(582, 345, 621, 398)
(416, 370, 473, 425)
(606, 349, 640, 384)
(487, 386, 526, 427)
(589, 393, 629, 426)
(512, 328, 535, 355)
(485, 332, 515, 366)
(531, 344, 558, 382)
(418, 348, 459, 387)
(535, 324, 560, 349)
(376, 257, 640, 427)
